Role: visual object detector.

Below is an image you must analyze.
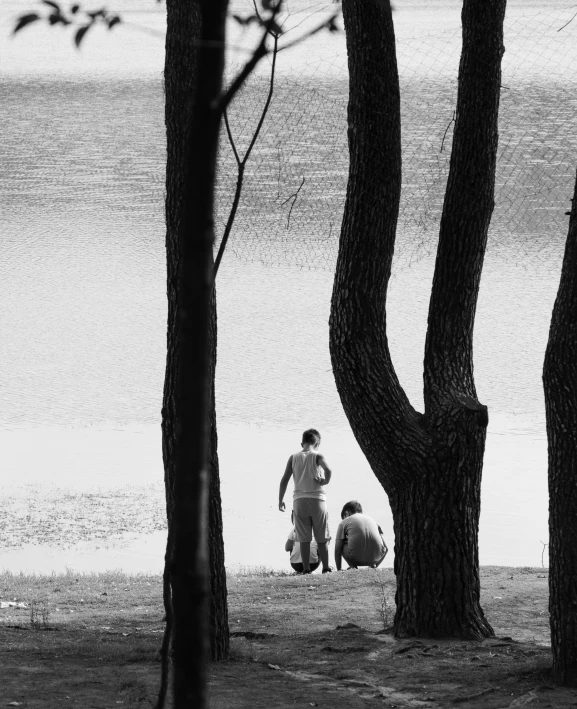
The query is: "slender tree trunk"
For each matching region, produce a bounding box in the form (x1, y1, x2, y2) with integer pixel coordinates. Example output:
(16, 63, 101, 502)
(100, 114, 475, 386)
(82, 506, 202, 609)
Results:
(330, 0, 505, 638)
(164, 0, 229, 670)
(207, 288, 229, 659)
(161, 1, 228, 705)
(543, 171, 577, 686)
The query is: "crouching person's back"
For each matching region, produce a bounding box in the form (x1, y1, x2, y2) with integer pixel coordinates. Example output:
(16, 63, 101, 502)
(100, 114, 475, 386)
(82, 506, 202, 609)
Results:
(334, 500, 388, 571)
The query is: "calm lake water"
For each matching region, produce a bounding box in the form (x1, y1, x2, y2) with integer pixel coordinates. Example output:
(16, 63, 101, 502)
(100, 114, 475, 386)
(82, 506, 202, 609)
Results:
(1, 0, 576, 572)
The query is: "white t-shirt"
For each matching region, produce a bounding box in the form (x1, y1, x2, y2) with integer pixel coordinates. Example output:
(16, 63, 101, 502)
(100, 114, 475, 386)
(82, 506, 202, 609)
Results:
(291, 449, 325, 501)
(287, 529, 319, 564)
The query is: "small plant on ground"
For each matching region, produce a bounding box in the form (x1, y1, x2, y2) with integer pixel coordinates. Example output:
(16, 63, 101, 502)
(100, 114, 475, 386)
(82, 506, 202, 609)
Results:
(29, 600, 50, 630)
(375, 577, 395, 632)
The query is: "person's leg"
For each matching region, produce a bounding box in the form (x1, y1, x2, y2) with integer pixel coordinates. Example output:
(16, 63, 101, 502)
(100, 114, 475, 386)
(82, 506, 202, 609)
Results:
(311, 500, 332, 572)
(317, 542, 329, 570)
(371, 550, 387, 568)
(342, 547, 359, 569)
(293, 500, 313, 571)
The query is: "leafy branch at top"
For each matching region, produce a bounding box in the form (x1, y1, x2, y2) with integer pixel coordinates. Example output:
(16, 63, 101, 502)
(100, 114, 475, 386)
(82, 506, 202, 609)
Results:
(13, 1, 121, 48)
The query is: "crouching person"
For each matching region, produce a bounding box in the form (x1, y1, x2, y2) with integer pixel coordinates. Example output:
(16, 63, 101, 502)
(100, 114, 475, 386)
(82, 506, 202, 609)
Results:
(285, 513, 321, 573)
(335, 500, 388, 571)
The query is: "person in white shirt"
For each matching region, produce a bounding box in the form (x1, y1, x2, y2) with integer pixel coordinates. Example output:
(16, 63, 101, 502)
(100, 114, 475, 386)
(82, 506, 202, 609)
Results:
(278, 428, 333, 574)
(285, 511, 321, 573)
(334, 500, 388, 571)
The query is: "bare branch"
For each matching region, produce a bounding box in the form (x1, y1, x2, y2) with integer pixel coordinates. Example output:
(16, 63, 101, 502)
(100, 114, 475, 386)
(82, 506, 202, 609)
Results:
(214, 31, 279, 276)
(243, 32, 279, 163)
(558, 10, 577, 32)
(440, 111, 455, 153)
(277, 13, 339, 53)
(217, 11, 339, 115)
(214, 165, 245, 277)
(213, 2, 340, 275)
(223, 110, 241, 166)
(217, 32, 269, 115)
(282, 176, 306, 229)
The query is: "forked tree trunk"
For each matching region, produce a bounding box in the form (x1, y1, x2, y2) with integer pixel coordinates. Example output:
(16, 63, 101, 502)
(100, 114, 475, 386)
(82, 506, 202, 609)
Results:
(164, 0, 229, 667)
(543, 171, 577, 686)
(330, 0, 505, 638)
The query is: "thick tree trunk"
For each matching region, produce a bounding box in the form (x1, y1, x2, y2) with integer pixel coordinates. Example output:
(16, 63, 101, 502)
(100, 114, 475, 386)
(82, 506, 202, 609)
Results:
(389, 401, 490, 638)
(164, 0, 229, 667)
(330, 0, 505, 638)
(543, 171, 577, 686)
(161, 1, 228, 705)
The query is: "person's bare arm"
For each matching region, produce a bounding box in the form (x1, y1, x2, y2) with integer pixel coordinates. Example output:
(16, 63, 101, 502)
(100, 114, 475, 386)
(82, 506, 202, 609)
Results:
(378, 525, 388, 556)
(316, 454, 332, 485)
(278, 456, 293, 511)
(285, 539, 294, 552)
(334, 539, 345, 571)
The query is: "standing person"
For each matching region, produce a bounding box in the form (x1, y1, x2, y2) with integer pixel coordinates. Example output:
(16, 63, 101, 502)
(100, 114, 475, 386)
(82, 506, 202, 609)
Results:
(334, 501, 388, 571)
(278, 428, 333, 574)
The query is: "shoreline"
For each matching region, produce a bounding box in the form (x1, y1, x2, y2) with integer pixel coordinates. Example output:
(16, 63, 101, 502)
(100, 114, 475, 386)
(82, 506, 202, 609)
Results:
(2, 565, 568, 708)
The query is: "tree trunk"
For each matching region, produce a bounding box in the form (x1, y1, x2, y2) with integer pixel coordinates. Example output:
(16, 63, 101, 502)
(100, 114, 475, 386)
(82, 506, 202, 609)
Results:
(164, 0, 229, 668)
(330, 0, 505, 638)
(207, 288, 229, 660)
(162, 1, 228, 705)
(543, 170, 577, 686)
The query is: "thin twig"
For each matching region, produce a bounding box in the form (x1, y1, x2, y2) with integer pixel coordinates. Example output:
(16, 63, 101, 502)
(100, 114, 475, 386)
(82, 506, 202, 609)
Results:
(440, 111, 455, 153)
(217, 11, 338, 115)
(558, 10, 577, 32)
(243, 32, 279, 162)
(282, 176, 305, 229)
(276, 142, 282, 200)
(223, 110, 241, 166)
(540, 540, 549, 568)
(276, 14, 338, 53)
(213, 3, 339, 276)
(217, 32, 269, 115)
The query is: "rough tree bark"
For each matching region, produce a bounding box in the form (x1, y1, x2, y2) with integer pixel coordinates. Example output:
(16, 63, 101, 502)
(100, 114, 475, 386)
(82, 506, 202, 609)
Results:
(543, 171, 577, 686)
(163, 0, 229, 668)
(161, 0, 228, 705)
(329, 0, 505, 638)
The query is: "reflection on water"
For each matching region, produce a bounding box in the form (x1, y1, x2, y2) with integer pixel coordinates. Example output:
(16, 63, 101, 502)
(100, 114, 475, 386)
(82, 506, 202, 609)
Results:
(1, 1, 575, 571)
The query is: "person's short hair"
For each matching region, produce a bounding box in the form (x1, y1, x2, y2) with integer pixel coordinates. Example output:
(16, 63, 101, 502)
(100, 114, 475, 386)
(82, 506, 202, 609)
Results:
(302, 429, 321, 446)
(341, 500, 363, 519)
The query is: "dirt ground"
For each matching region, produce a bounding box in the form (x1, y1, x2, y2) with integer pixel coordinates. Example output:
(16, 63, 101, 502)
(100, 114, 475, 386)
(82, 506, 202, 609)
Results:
(1, 566, 577, 708)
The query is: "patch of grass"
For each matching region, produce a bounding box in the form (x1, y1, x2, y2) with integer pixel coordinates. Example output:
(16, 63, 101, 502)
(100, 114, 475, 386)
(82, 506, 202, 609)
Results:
(226, 565, 293, 578)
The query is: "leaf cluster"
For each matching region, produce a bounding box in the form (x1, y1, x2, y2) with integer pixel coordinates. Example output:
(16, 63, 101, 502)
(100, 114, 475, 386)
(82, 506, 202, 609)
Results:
(13, 0, 121, 48)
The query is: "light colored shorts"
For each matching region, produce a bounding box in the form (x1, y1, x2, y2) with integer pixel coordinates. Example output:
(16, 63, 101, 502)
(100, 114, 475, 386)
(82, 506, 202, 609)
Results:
(293, 498, 330, 543)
